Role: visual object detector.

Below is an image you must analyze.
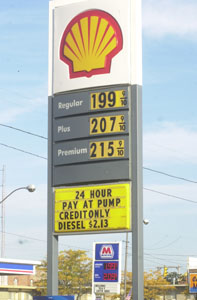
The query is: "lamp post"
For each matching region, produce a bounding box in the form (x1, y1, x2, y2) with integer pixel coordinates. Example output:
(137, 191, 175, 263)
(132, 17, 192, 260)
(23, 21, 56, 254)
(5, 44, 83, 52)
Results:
(124, 220, 150, 299)
(1, 184, 36, 257)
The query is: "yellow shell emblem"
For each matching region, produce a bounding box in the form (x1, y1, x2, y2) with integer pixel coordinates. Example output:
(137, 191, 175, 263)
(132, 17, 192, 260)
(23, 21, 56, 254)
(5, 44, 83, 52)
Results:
(60, 9, 123, 78)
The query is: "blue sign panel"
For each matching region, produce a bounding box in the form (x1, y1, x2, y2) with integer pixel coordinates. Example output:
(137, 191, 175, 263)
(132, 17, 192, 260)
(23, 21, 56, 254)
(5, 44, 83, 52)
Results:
(95, 243, 119, 260)
(94, 261, 119, 283)
(34, 297, 74, 300)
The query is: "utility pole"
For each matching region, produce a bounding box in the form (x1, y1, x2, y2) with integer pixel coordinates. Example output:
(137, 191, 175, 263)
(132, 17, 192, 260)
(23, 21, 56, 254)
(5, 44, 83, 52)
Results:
(1, 165, 5, 257)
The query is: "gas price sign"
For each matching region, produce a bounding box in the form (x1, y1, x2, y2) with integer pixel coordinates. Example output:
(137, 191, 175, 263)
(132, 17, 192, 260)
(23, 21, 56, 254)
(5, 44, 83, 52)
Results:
(54, 183, 131, 233)
(94, 261, 119, 282)
(93, 241, 121, 291)
(51, 85, 131, 187)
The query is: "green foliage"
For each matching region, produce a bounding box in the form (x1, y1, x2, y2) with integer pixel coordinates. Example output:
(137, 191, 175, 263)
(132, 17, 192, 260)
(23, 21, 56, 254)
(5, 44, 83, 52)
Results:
(35, 249, 92, 298)
(144, 270, 175, 300)
(58, 249, 92, 296)
(34, 259, 47, 295)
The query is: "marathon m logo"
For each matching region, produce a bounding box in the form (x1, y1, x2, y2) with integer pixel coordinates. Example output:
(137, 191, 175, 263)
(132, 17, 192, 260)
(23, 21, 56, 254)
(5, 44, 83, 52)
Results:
(100, 245, 114, 259)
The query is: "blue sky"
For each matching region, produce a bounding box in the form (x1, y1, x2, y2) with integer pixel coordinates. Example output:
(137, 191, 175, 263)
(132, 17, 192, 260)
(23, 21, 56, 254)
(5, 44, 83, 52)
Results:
(0, 0, 197, 275)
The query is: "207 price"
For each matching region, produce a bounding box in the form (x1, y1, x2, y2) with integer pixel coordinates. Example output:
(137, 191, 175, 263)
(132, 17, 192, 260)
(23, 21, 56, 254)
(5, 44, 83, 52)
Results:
(103, 273, 118, 281)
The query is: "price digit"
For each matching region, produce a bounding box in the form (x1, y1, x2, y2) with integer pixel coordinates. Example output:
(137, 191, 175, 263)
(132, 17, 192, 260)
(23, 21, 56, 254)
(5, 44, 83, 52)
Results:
(92, 94, 96, 109)
(108, 91, 116, 107)
(110, 116, 116, 131)
(108, 141, 114, 157)
(90, 143, 96, 158)
(91, 118, 98, 133)
(99, 93, 106, 108)
(100, 118, 106, 132)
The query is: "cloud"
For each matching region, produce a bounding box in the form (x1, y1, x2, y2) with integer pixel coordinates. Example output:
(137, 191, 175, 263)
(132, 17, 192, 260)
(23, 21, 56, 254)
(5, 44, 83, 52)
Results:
(0, 107, 30, 123)
(143, 122, 197, 165)
(0, 86, 47, 123)
(142, 0, 197, 38)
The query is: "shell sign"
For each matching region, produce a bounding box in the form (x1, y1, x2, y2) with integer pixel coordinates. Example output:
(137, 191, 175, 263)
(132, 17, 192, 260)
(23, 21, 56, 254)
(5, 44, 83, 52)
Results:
(59, 10, 123, 79)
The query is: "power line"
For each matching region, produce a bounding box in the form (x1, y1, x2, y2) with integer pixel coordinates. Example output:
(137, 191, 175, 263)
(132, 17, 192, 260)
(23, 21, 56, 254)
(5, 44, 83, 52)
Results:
(3, 230, 92, 253)
(0, 142, 47, 160)
(144, 187, 197, 204)
(1, 124, 197, 184)
(0, 143, 197, 204)
(0, 127, 197, 204)
(0, 123, 47, 140)
(143, 167, 197, 184)
(144, 237, 181, 251)
(1, 122, 197, 185)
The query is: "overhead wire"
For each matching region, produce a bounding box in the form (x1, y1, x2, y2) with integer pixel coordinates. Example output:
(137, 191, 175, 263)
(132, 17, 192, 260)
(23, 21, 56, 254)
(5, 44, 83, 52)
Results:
(0, 143, 197, 203)
(0, 123, 47, 140)
(144, 187, 197, 204)
(3, 230, 92, 253)
(0, 125, 197, 204)
(0, 142, 47, 160)
(0, 123, 197, 182)
(143, 167, 197, 184)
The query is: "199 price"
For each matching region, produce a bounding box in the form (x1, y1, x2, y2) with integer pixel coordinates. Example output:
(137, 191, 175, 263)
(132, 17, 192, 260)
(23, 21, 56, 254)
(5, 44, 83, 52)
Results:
(90, 90, 127, 110)
(103, 273, 118, 281)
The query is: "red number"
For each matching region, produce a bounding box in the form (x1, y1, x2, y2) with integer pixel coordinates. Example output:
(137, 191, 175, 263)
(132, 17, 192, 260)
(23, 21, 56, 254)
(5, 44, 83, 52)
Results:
(103, 273, 118, 281)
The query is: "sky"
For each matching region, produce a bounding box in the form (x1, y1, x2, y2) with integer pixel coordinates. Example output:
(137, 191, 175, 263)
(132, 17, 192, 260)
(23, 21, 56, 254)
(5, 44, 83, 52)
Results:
(0, 0, 197, 276)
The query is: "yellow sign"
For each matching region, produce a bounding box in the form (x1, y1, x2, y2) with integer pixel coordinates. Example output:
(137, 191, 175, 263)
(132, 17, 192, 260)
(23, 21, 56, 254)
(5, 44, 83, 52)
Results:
(54, 183, 131, 233)
(90, 115, 126, 135)
(90, 140, 125, 159)
(189, 273, 197, 293)
(90, 90, 127, 110)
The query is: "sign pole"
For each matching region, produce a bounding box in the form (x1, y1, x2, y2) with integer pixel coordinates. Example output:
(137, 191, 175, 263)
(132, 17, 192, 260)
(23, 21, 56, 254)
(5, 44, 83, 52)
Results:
(47, 96, 59, 295)
(48, 0, 143, 296)
(131, 85, 143, 300)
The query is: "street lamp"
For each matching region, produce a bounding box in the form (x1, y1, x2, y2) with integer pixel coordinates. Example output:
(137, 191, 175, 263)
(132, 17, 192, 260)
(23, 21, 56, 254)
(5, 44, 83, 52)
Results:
(0, 184, 36, 204)
(1, 184, 36, 257)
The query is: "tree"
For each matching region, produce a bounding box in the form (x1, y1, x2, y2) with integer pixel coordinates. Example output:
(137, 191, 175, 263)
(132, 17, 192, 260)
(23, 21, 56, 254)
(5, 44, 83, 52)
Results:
(35, 259, 47, 295)
(35, 249, 92, 299)
(144, 270, 175, 300)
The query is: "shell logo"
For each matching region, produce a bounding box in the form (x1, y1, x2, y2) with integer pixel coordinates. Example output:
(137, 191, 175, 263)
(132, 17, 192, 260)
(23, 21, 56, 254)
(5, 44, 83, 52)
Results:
(60, 9, 123, 79)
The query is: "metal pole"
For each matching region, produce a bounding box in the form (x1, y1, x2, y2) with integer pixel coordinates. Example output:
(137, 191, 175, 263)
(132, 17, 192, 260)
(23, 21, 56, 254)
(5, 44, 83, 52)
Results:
(47, 95, 59, 295)
(1, 165, 5, 258)
(131, 85, 143, 300)
(124, 232, 129, 298)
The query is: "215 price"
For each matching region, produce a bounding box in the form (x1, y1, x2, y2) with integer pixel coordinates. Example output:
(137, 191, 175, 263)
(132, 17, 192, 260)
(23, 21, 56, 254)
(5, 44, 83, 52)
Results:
(90, 140, 125, 159)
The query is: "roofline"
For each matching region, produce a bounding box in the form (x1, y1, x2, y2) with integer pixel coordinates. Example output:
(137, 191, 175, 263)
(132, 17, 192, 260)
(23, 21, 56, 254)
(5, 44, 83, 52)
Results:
(0, 258, 41, 265)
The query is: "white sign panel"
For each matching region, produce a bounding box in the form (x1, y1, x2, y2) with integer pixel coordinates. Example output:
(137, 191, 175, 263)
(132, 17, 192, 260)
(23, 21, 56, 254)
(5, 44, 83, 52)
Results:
(188, 257, 197, 270)
(95, 283, 120, 294)
(92, 242, 121, 298)
(49, 0, 142, 95)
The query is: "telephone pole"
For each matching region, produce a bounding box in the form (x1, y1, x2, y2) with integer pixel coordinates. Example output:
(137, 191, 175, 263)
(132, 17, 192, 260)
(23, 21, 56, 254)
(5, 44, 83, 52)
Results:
(1, 165, 6, 257)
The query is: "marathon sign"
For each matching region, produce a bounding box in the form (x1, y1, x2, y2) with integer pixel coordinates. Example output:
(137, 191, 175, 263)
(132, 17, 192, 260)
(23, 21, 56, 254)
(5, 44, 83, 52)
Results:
(95, 243, 119, 260)
(93, 242, 121, 293)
